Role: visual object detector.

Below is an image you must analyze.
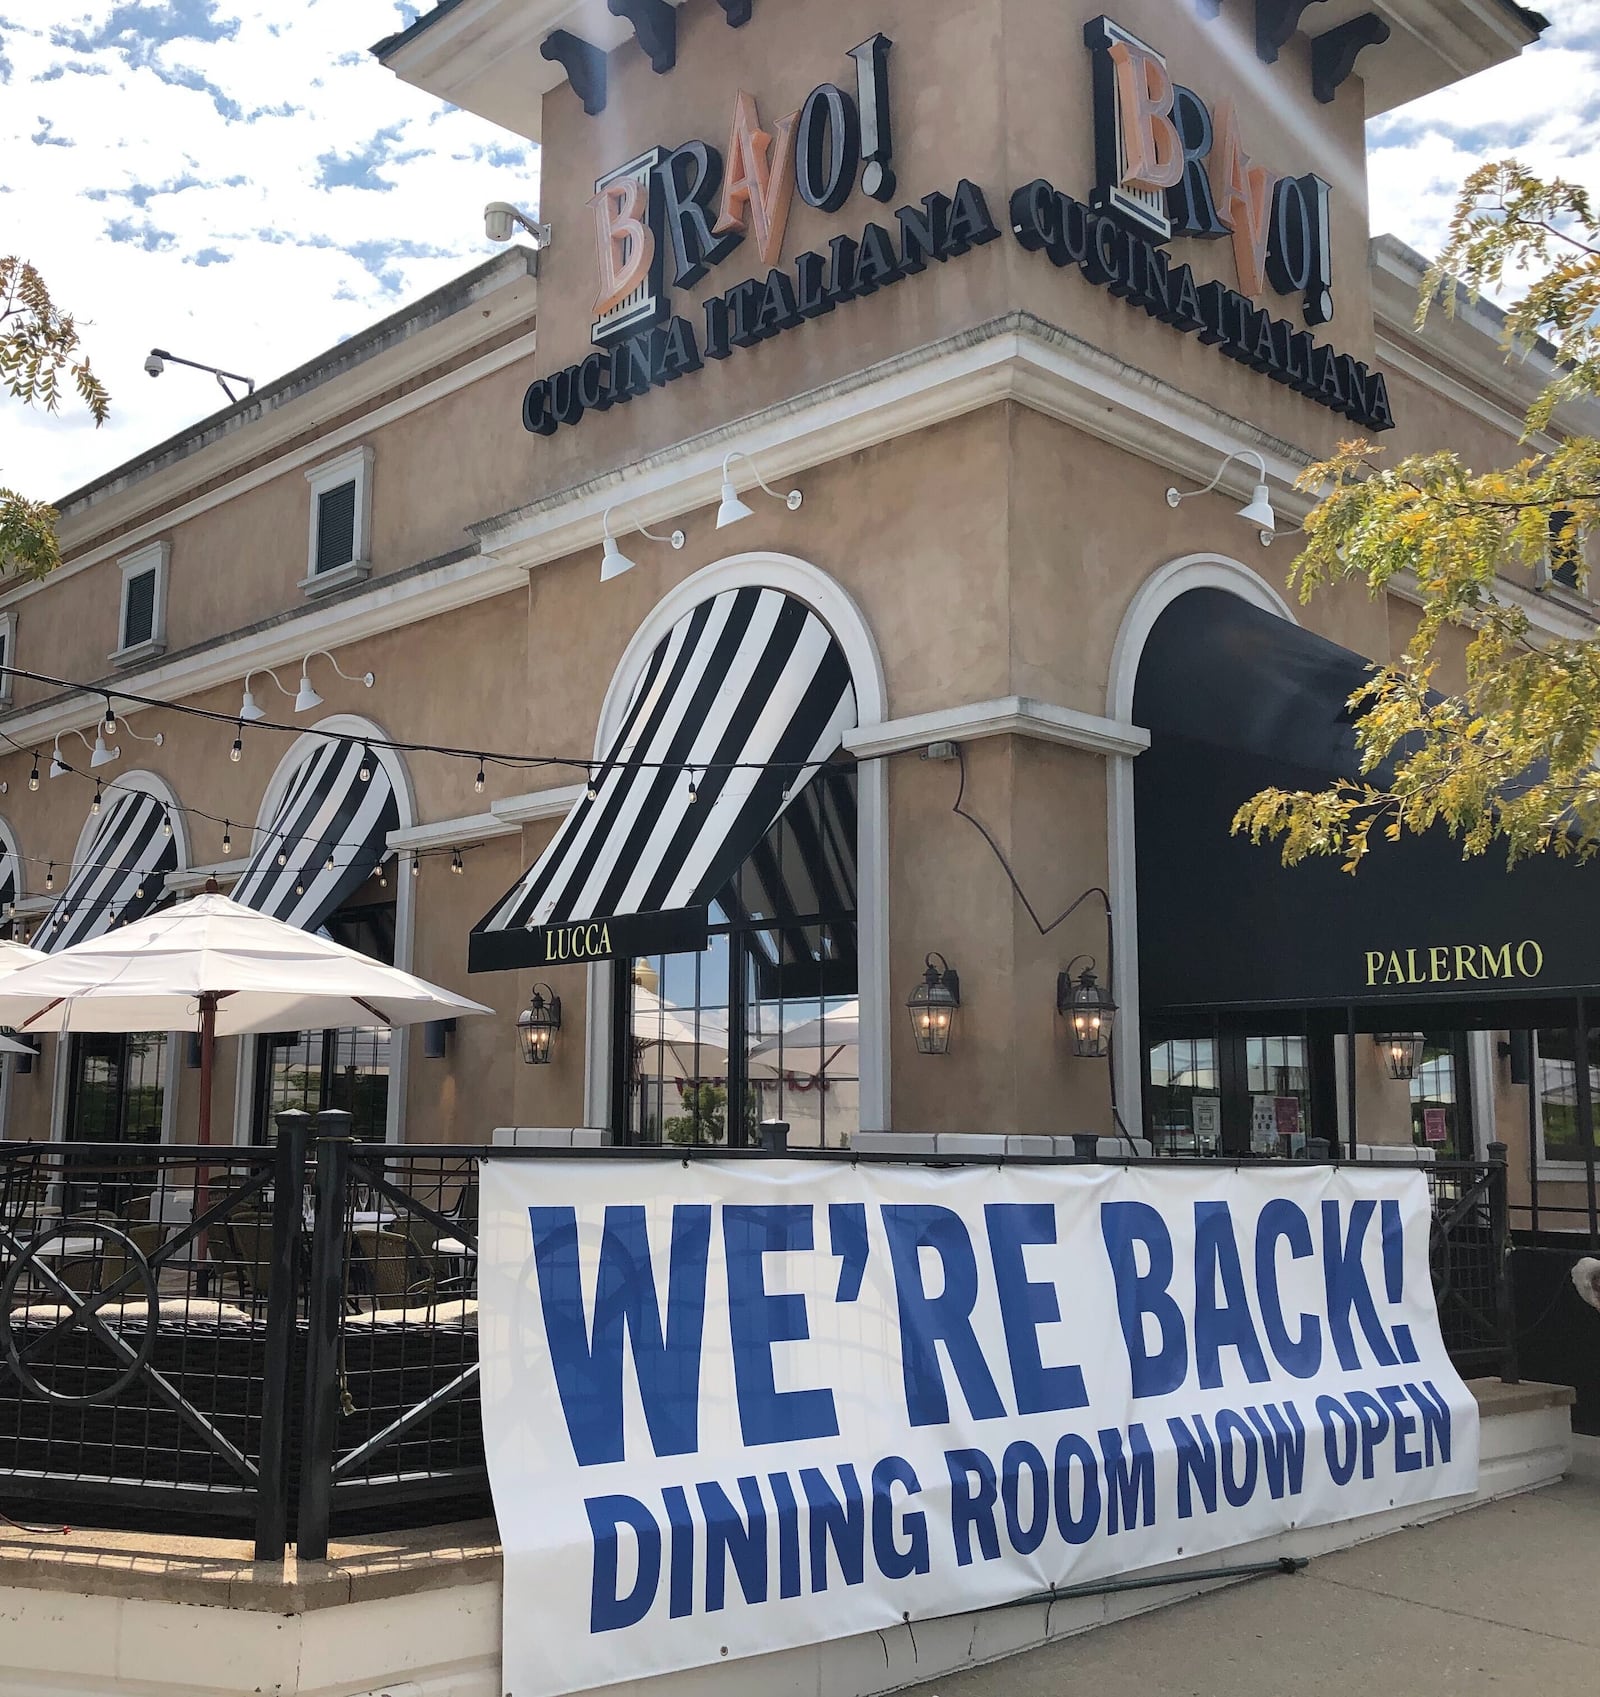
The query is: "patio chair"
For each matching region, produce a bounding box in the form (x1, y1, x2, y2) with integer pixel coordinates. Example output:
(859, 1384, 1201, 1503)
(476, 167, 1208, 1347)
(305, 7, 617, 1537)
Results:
(348, 1225, 434, 1309)
(211, 1215, 274, 1305)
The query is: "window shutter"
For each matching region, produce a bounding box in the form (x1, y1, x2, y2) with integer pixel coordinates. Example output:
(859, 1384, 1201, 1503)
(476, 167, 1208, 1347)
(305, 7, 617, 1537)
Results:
(1549, 510, 1582, 590)
(316, 482, 358, 574)
(123, 569, 157, 648)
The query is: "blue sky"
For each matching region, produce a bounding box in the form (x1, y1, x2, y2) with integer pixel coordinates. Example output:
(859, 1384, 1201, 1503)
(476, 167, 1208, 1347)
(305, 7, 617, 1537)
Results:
(3, 2, 539, 500)
(4, 1, 1598, 503)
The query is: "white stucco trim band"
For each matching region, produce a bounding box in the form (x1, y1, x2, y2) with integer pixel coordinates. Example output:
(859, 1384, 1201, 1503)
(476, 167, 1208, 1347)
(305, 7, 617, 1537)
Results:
(476, 311, 1318, 574)
(844, 696, 1150, 762)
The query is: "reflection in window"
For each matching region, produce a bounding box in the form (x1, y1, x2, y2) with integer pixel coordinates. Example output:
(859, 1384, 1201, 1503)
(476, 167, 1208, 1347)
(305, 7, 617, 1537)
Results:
(619, 765, 858, 1150)
(67, 1032, 168, 1144)
(1410, 1035, 1466, 1156)
(1534, 1027, 1599, 1165)
(1147, 1037, 1218, 1155)
(251, 895, 396, 1143)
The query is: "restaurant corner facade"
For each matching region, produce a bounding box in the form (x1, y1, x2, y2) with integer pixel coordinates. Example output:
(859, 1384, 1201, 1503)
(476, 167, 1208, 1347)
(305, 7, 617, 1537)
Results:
(3, 0, 1597, 1237)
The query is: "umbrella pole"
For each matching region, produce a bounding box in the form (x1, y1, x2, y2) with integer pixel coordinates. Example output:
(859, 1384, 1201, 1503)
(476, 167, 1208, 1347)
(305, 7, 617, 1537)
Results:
(194, 993, 218, 1289)
(198, 993, 217, 1145)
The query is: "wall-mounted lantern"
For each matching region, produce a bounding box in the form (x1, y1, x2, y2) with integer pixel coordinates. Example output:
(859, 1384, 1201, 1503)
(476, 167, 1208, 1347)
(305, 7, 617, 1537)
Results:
(1058, 958, 1117, 1059)
(1374, 1032, 1426, 1081)
(518, 986, 562, 1066)
(906, 953, 960, 1055)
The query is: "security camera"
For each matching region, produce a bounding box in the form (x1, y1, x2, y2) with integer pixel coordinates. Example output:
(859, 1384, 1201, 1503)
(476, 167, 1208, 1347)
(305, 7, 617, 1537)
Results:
(144, 349, 166, 378)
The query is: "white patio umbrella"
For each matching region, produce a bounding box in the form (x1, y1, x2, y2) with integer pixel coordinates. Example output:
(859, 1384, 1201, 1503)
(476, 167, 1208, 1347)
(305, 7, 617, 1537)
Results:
(748, 998, 859, 1079)
(0, 892, 493, 1142)
(631, 984, 729, 1077)
(0, 938, 47, 1055)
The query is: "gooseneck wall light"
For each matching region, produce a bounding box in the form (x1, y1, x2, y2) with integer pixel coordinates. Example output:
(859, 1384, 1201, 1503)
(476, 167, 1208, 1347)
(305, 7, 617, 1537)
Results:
(906, 953, 961, 1055)
(599, 505, 686, 583)
(1165, 448, 1277, 545)
(716, 451, 803, 530)
(294, 651, 375, 714)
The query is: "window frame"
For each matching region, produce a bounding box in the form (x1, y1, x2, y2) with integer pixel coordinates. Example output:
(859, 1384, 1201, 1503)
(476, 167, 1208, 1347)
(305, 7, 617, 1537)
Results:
(110, 540, 169, 667)
(0, 609, 16, 705)
(301, 444, 373, 598)
(609, 764, 860, 1150)
(1532, 1026, 1600, 1176)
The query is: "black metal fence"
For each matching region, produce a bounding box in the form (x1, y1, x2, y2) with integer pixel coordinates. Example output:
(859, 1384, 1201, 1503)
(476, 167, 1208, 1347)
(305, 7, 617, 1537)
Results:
(0, 1123, 1524, 1559)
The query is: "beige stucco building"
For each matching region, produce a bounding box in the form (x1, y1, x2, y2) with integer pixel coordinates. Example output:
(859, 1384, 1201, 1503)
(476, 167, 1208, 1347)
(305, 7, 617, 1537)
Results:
(2, 0, 1595, 1232)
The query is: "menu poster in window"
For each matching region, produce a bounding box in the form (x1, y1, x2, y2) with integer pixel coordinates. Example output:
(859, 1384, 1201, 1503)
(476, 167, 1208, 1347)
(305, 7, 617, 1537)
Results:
(1423, 1107, 1449, 1145)
(1193, 1095, 1221, 1144)
(1275, 1096, 1302, 1140)
(1251, 1093, 1279, 1153)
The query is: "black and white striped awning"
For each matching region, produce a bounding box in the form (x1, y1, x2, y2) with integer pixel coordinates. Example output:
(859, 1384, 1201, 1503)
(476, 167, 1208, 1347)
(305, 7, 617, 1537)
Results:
(470, 586, 857, 972)
(0, 844, 16, 918)
(231, 738, 399, 931)
(41, 788, 180, 953)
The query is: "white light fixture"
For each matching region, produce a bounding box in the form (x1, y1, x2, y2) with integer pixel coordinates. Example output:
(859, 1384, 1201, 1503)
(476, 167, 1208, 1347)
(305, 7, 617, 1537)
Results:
(483, 201, 551, 247)
(90, 732, 119, 770)
(121, 717, 164, 751)
(715, 451, 802, 531)
(599, 505, 685, 583)
(295, 649, 374, 714)
(1165, 449, 1277, 545)
(48, 737, 69, 780)
(239, 668, 291, 723)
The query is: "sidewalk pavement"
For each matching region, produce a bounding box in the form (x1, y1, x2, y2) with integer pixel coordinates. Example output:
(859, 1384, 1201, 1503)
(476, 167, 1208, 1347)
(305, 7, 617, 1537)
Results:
(905, 1436, 1600, 1697)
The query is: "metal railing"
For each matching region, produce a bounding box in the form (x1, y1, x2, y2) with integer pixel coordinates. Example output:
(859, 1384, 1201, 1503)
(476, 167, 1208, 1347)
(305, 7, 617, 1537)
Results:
(0, 1121, 1522, 1559)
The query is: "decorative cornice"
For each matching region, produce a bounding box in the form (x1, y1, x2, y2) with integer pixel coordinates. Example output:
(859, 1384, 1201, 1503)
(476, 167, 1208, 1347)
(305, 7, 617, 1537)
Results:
(844, 697, 1150, 762)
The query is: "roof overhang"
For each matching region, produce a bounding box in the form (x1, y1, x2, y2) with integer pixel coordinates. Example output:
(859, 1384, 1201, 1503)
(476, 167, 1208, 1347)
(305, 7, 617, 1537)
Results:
(373, 0, 700, 142)
(1302, 0, 1545, 113)
(372, 0, 1545, 139)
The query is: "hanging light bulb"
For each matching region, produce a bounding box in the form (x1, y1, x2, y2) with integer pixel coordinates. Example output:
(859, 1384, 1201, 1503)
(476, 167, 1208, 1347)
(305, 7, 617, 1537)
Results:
(44, 863, 54, 891)
(103, 698, 117, 736)
(28, 754, 39, 792)
(376, 863, 388, 888)
(326, 852, 336, 871)
(135, 884, 145, 900)
(687, 770, 699, 804)
(161, 810, 172, 838)
(277, 850, 288, 867)
(585, 770, 599, 802)
(108, 907, 119, 927)
(222, 822, 233, 855)
(451, 848, 464, 875)
(230, 723, 243, 764)
(358, 745, 372, 784)
(91, 780, 102, 815)
(475, 758, 486, 795)
(410, 856, 421, 878)
(295, 880, 305, 896)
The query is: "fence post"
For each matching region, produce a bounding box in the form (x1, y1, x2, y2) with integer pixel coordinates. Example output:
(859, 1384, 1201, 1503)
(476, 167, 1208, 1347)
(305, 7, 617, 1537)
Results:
(254, 1110, 311, 1562)
(297, 1108, 353, 1562)
(1487, 1140, 1520, 1386)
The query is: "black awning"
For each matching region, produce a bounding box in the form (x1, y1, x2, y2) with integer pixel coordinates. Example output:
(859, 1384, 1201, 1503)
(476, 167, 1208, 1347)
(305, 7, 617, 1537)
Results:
(1135, 588, 1600, 1020)
(230, 738, 398, 933)
(40, 788, 179, 953)
(470, 586, 857, 973)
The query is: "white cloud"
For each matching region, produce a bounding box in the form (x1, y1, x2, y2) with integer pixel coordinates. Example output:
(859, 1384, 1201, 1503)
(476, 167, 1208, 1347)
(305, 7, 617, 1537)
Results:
(2, 2, 540, 502)
(1367, 3, 1600, 268)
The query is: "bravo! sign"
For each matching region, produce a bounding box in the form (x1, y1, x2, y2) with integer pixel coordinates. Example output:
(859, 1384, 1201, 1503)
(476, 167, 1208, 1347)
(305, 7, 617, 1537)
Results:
(480, 1160, 1477, 1696)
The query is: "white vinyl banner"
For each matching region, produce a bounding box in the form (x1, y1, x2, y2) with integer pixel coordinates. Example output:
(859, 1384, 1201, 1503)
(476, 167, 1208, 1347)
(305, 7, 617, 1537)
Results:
(479, 1159, 1478, 1697)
